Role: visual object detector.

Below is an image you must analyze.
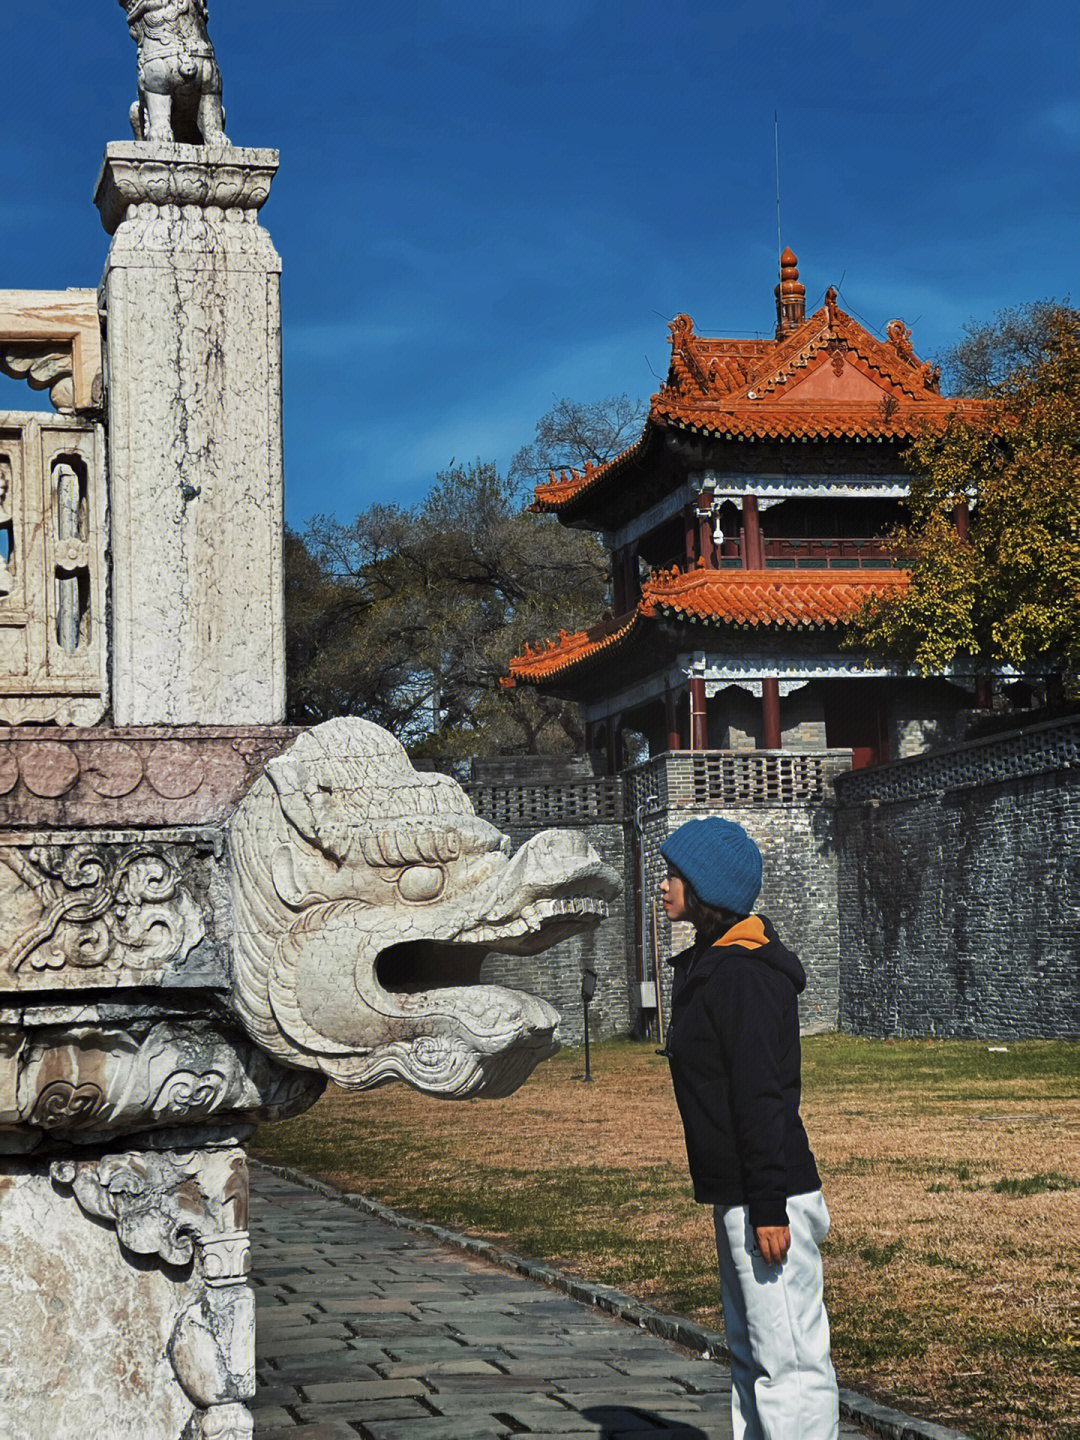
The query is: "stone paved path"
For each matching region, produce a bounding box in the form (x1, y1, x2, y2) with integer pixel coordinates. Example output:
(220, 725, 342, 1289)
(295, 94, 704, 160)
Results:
(250, 1164, 872, 1440)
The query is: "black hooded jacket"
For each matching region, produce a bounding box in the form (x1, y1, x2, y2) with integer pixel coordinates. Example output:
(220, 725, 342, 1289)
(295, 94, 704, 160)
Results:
(666, 914, 821, 1228)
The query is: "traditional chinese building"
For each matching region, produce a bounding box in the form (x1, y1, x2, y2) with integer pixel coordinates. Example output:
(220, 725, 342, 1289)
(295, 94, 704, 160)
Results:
(508, 252, 982, 770)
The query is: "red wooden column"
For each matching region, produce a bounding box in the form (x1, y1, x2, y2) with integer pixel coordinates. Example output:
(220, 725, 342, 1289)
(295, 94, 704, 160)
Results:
(624, 547, 640, 607)
(743, 494, 781, 746)
(605, 716, 620, 775)
(689, 677, 708, 750)
(762, 679, 782, 749)
(665, 689, 682, 751)
(611, 548, 626, 615)
(742, 494, 765, 570)
(683, 507, 697, 567)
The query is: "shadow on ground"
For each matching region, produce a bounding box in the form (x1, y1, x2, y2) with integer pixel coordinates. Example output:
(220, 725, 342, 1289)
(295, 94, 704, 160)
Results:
(578, 1404, 711, 1437)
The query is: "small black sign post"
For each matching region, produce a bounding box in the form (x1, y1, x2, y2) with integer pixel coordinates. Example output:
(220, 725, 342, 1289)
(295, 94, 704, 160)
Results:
(581, 967, 597, 1082)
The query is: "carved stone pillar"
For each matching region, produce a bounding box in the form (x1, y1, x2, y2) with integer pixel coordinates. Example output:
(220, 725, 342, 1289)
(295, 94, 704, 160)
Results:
(2, 1147, 256, 1440)
(96, 144, 285, 726)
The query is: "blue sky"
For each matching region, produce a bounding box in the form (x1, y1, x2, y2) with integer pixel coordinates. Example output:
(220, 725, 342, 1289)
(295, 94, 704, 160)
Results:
(4, 2, 1078, 527)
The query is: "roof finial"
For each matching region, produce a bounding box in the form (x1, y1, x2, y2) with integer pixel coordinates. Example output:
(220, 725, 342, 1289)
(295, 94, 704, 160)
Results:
(775, 248, 805, 339)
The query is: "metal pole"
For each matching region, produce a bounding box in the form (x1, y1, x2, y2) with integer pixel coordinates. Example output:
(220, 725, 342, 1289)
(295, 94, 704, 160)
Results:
(580, 967, 596, 1082)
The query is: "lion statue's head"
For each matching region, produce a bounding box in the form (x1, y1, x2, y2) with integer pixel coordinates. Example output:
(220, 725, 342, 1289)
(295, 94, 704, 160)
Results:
(227, 719, 618, 1099)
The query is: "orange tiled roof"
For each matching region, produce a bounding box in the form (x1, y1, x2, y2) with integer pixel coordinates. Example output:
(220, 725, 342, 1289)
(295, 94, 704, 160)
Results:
(507, 566, 908, 683)
(532, 285, 983, 516)
(533, 440, 647, 512)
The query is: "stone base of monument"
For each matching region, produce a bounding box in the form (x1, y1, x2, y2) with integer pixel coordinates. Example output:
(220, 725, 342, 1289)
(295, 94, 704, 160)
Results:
(1, 1148, 255, 1439)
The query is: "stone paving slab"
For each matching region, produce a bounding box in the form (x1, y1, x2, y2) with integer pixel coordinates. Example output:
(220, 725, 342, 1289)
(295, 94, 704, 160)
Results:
(250, 1163, 962, 1440)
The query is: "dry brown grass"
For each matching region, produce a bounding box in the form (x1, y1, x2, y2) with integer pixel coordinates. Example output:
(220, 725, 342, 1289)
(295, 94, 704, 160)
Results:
(253, 1036, 1080, 1440)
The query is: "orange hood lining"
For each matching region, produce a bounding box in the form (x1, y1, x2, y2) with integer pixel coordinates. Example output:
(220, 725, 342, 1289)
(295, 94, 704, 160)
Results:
(713, 915, 769, 950)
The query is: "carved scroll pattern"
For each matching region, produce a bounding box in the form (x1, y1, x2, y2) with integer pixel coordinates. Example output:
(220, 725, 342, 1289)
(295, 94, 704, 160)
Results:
(51, 1147, 256, 1436)
(0, 342, 78, 412)
(2, 1018, 324, 1150)
(1, 842, 204, 977)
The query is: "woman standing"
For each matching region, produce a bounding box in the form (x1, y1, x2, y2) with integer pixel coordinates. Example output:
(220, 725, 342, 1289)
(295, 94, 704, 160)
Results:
(660, 815, 839, 1440)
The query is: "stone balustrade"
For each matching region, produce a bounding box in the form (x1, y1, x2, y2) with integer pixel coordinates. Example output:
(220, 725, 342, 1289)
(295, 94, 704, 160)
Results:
(0, 411, 106, 725)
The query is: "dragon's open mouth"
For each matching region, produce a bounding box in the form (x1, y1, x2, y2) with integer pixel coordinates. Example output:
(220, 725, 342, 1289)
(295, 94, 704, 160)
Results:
(377, 940, 489, 995)
(375, 889, 609, 995)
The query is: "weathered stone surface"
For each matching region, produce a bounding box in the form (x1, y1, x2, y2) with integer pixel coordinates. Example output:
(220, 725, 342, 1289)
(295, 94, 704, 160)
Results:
(0, 1016, 322, 1153)
(98, 142, 284, 727)
(836, 724, 1080, 1038)
(0, 726, 296, 827)
(118, 0, 229, 148)
(228, 718, 620, 1097)
(0, 414, 106, 726)
(2, 1146, 257, 1440)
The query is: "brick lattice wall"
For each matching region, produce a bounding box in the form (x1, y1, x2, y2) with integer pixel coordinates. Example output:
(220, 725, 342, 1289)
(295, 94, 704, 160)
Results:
(465, 751, 853, 1043)
(835, 718, 1080, 1038)
(626, 753, 852, 1035)
(465, 757, 633, 1044)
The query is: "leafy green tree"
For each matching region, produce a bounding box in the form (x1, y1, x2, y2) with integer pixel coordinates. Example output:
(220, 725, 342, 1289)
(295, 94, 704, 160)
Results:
(854, 304, 1080, 687)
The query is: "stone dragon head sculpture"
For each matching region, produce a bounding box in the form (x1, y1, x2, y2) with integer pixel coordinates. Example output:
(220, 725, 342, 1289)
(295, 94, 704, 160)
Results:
(227, 719, 618, 1100)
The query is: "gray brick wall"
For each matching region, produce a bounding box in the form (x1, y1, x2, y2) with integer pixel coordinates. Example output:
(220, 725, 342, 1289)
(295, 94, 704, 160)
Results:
(475, 818, 634, 1044)
(835, 719, 1080, 1038)
(458, 719, 1080, 1045)
(636, 801, 840, 1035)
(467, 751, 849, 1043)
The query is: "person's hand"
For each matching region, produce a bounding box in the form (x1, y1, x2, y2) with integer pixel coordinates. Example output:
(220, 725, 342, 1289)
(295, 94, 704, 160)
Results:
(754, 1225, 790, 1265)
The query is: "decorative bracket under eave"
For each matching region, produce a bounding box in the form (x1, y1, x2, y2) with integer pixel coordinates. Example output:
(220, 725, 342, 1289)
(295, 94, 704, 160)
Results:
(0, 290, 103, 413)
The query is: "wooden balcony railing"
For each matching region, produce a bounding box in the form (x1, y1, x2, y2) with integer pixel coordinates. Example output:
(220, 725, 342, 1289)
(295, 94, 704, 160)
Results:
(650, 537, 895, 573)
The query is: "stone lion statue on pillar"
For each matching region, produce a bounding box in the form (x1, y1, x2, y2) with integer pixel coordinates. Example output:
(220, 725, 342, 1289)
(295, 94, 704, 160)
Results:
(119, 0, 229, 146)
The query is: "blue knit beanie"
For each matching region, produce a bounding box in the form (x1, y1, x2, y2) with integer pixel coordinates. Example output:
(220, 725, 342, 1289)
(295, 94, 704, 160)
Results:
(659, 817, 762, 915)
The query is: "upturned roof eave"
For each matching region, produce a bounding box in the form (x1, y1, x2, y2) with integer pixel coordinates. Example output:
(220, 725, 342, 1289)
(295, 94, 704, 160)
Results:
(507, 569, 909, 689)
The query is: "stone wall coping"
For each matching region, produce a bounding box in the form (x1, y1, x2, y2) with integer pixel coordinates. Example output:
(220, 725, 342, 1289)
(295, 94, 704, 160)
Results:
(0, 725, 300, 739)
(624, 747, 858, 776)
(252, 1158, 974, 1440)
(836, 713, 1080, 807)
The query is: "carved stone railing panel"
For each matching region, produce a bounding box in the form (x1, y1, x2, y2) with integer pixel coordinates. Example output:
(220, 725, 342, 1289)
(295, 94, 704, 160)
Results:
(0, 413, 106, 724)
(0, 290, 103, 413)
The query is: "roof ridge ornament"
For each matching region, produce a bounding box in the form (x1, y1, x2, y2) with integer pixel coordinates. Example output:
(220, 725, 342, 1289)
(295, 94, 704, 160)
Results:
(775, 249, 806, 338)
(886, 318, 943, 392)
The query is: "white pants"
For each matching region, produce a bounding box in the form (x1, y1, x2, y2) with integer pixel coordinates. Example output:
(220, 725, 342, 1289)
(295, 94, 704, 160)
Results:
(713, 1190, 839, 1440)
